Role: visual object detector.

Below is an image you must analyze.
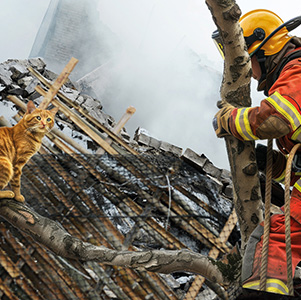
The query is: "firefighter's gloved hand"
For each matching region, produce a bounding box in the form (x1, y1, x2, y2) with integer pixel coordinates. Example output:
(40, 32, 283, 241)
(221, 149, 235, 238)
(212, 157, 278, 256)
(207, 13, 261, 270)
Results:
(212, 103, 234, 138)
(255, 143, 268, 172)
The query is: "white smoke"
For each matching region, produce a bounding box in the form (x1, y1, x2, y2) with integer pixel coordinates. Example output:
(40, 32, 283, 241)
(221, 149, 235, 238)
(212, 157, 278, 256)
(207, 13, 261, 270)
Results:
(0, 0, 299, 171)
(93, 0, 301, 170)
(93, 0, 231, 168)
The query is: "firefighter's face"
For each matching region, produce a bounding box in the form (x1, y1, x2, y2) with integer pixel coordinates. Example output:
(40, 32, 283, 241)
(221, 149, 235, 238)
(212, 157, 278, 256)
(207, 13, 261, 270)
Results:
(251, 55, 262, 81)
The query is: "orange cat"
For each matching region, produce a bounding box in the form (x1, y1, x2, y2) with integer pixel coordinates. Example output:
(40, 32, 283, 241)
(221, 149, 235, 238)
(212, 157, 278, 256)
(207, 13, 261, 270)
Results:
(0, 101, 58, 202)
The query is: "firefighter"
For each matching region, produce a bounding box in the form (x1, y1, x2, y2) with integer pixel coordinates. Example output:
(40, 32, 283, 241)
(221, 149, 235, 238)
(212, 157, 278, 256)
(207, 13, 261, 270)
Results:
(212, 9, 301, 295)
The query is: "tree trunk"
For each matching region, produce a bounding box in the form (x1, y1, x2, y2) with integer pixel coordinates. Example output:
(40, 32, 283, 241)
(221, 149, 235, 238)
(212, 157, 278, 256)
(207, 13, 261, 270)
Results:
(205, 0, 264, 252)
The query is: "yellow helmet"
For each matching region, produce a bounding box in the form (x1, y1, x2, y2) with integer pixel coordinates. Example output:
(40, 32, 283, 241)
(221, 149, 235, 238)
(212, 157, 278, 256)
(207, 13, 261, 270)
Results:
(240, 9, 292, 56)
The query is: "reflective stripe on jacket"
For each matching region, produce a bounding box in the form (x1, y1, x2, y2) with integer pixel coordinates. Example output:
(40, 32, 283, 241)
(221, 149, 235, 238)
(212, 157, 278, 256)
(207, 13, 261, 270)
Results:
(240, 48, 301, 292)
(228, 49, 301, 181)
(243, 278, 289, 295)
(229, 51, 301, 146)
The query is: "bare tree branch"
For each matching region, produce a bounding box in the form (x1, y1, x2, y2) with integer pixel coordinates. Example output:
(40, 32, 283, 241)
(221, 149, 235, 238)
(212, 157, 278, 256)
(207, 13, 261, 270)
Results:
(0, 199, 227, 286)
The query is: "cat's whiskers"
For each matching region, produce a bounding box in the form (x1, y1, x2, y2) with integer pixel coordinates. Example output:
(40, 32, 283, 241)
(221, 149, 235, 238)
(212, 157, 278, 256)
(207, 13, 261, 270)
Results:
(25, 127, 35, 133)
(26, 124, 48, 134)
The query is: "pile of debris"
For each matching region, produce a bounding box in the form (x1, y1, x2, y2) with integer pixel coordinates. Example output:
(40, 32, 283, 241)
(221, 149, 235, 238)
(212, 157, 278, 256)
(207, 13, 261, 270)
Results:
(0, 58, 238, 300)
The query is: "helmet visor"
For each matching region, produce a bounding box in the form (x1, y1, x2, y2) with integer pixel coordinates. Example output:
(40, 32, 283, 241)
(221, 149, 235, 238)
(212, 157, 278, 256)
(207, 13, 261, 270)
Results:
(212, 29, 225, 59)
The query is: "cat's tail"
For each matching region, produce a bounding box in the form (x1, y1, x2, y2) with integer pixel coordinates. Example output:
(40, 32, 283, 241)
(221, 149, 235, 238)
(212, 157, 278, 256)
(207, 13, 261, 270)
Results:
(0, 157, 13, 190)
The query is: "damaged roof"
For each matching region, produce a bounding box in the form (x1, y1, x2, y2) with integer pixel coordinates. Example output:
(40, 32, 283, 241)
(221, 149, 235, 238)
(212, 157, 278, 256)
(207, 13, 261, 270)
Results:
(0, 58, 238, 300)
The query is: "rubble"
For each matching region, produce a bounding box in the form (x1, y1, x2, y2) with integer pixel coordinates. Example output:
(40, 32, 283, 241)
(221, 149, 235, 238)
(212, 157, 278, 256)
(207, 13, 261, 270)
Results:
(0, 58, 236, 300)
(0, 57, 234, 194)
(133, 127, 183, 157)
(0, 57, 234, 206)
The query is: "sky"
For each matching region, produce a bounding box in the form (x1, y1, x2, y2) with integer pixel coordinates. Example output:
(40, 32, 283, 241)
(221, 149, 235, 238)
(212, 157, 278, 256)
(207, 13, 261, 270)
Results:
(0, 0, 300, 170)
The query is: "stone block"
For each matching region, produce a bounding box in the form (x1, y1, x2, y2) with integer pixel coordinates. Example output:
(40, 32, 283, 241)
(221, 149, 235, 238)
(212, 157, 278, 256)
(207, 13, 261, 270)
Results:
(0, 84, 6, 92)
(9, 64, 28, 80)
(89, 109, 107, 125)
(221, 168, 232, 180)
(17, 76, 40, 95)
(159, 141, 182, 156)
(169, 144, 183, 157)
(159, 141, 173, 153)
(28, 58, 46, 72)
(82, 96, 98, 111)
(148, 137, 161, 149)
(203, 160, 222, 179)
(28, 92, 43, 101)
(75, 95, 85, 105)
(134, 132, 150, 146)
(159, 142, 183, 157)
(17, 76, 33, 87)
(61, 86, 79, 102)
(0, 65, 13, 86)
(25, 78, 40, 95)
(181, 148, 208, 171)
(223, 184, 233, 198)
(7, 84, 25, 96)
(120, 129, 130, 141)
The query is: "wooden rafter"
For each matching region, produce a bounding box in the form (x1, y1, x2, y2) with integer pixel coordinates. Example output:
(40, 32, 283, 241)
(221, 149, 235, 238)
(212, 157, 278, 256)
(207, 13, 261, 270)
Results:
(38, 57, 78, 109)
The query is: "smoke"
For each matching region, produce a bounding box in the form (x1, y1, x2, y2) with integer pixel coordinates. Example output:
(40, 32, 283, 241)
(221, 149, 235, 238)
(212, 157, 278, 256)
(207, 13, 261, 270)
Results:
(0, 0, 299, 171)
(88, 0, 231, 169)
(0, 0, 51, 62)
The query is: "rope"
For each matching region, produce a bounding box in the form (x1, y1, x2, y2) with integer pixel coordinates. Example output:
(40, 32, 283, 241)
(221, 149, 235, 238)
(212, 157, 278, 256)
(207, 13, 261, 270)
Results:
(259, 139, 273, 291)
(284, 143, 301, 295)
(259, 140, 299, 295)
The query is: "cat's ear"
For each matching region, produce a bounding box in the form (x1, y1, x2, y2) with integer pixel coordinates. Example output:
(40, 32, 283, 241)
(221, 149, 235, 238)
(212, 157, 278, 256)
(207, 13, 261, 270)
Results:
(49, 106, 59, 116)
(26, 101, 36, 114)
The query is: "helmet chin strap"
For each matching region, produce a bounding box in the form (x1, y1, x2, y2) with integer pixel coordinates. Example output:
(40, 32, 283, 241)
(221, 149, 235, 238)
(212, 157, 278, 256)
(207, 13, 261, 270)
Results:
(255, 49, 269, 95)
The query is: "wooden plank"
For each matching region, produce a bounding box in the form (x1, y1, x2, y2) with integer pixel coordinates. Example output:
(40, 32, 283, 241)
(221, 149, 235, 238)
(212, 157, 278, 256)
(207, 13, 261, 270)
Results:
(51, 128, 90, 154)
(113, 106, 136, 135)
(38, 146, 124, 245)
(35, 250, 88, 300)
(145, 271, 179, 300)
(0, 229, 57, 300)
(0, 115, 11, 127)
(0, 248, 42, 300)
(28, 66, 139, 155)
(6, 95, 26, 110)
(38, 57, 78, 109)
(0, 277, 20, 300)
(26, 152, 112, 248)
(35, 86, 119, 155)
(31, 248, 76, 300)
(184, 209, 238, 300)
(96, 106, 136, 155)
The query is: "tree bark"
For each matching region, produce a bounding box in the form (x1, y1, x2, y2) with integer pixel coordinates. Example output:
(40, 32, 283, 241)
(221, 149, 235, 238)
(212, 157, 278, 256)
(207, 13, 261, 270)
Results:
(205, 0, 264, 252)
(0, 199, 226, 285)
